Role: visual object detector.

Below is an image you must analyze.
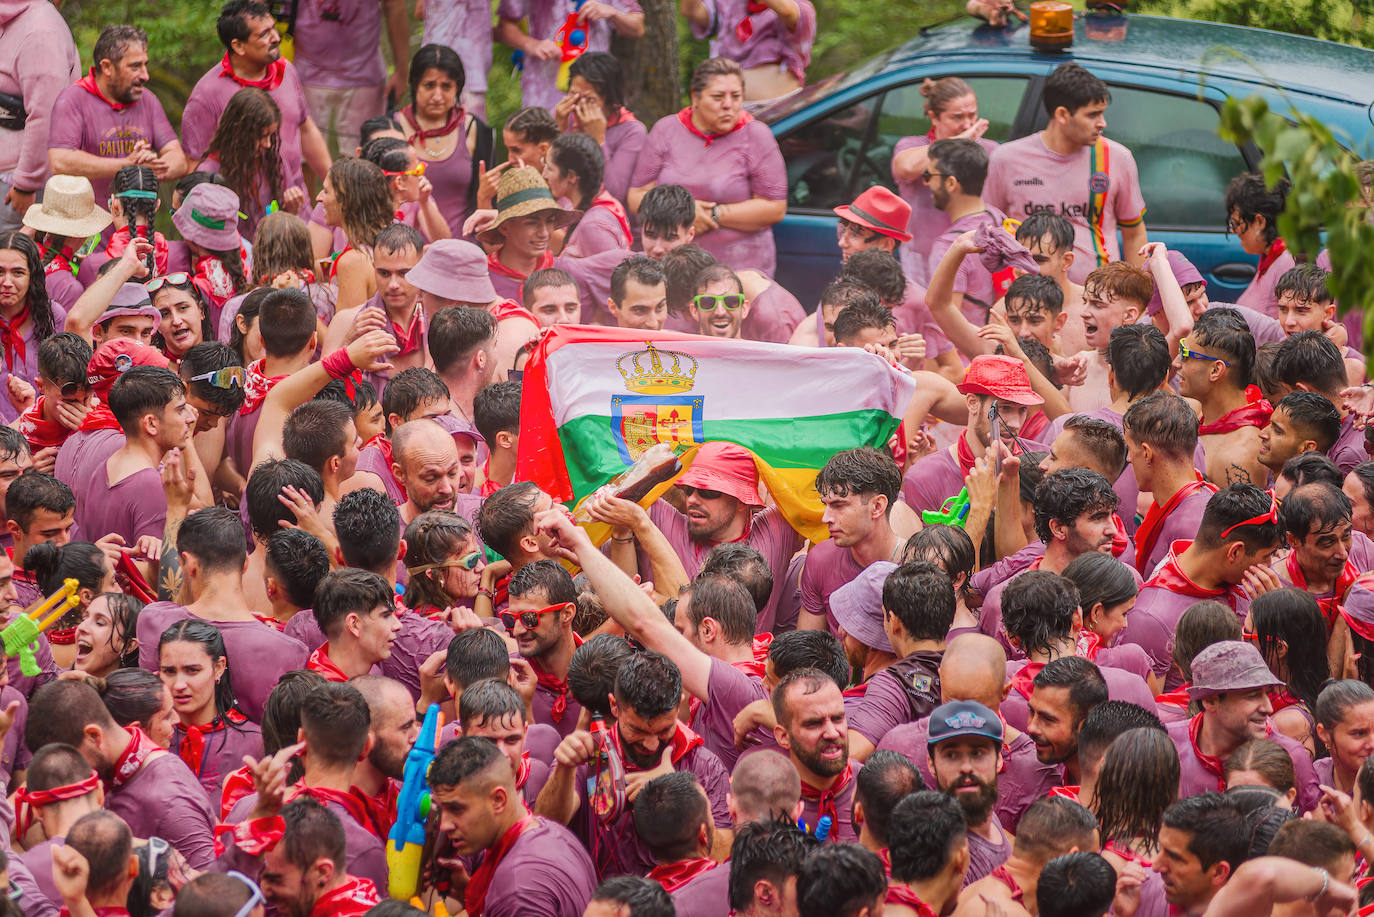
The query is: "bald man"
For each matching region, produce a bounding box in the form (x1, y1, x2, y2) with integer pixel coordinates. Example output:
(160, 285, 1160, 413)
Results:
(350, 675, 421, 813)
(876, 635, 1060, 832)
(391, 420, 467, 526)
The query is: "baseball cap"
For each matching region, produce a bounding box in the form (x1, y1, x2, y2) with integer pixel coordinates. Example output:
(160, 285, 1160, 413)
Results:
(87, 339, 170, 397)
(1187, 640, 1284, 701)
(676, 442, 763, 506)
(956, 355, 1042, 406)
(927, 700, 1004, 746)
(829, 561, 896, 654)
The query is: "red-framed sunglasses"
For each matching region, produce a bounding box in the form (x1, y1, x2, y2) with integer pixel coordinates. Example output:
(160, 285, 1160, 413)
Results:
(1219, 491, 1279, 540)
(499, 603, 568, 631)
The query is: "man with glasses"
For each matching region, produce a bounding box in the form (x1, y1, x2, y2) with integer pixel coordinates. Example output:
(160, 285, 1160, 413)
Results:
(1178, 307, 1270, 489)
(689, 264, 751, 339)
(1120, 483, 1284, 690)
(506, 559, 583, 739)
(17, 333, 93, 461)
(923, 138, 1005, 328)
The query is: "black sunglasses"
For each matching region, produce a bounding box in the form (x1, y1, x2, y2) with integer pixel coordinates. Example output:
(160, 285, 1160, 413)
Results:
(680, 485, 724, 500)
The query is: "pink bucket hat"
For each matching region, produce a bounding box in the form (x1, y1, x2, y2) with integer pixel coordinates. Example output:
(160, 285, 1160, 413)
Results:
(407, 239, 499, 305)
(677, 442, 763, 506)
(1187, 641, 1284, 701)
(173, 183, 241, 251)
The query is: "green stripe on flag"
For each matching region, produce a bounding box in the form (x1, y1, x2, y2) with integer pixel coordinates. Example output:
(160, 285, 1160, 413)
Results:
(556, 410, 902, 505)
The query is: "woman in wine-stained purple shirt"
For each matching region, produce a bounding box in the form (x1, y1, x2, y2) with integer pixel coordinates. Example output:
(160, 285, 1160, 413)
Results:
(0, 233, 64, 423)
(630, 57, 786, 278)
(555, 53, 647, 206)
(890, 77, 999, 286)
(544, 132, 632, 258)
(401, 45, 494, 242)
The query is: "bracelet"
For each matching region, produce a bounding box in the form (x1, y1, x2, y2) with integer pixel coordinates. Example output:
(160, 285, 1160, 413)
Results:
(1360, 832, 1373, 850)
(1306, 867, 1330, 903)
(321, 348, 355, 379)
(610, 534, 634, 543)
(475, 586, 495, 599)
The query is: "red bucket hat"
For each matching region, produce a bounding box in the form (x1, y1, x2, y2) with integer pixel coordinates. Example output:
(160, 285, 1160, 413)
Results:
(956, 355, 1042, 406)
(833, 186, 913, 243)
(676, 442, 763, 507)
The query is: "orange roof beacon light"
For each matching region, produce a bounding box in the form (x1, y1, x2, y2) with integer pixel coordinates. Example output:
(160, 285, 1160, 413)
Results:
(1029, 1, 1074, 51)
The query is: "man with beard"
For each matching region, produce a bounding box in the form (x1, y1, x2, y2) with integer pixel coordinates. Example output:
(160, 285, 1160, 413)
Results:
(350, 675, 420, 819)
(1167, 641, 1319, 810)
(47, 26, 188, 204)
(1178, 308, 1270, 487)
(506, 560, 584, 739)
(689, 264, 752, 340)
(255, 798, 380, 917)
(537, 650, 732, 879)
(926, 700, 1010, 886)
(769, 668, 860, 844)
(392, 419, 470, 528)
(1273, 483, 1360, 627)
(1152, 794, 1248, 917)
(1023, 657, 1107, 788)
(322, 226, 430, 385)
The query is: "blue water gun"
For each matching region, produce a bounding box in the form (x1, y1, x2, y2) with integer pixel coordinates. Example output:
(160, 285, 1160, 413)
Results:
(921, 487, 970, 526)
(797, 815, 833, 841)
(387, 703, 442, 900)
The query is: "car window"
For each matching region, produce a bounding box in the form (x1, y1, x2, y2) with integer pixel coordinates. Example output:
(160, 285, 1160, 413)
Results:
(779, 97, 880, 211)
(875, 75, 1026, 151)
(1100, 85, 1248, 231)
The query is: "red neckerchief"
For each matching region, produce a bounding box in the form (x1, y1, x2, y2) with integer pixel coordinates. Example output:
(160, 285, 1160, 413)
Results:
(735, 634, 772, 678)
(1135, 477, 1216, 573)
(110, 725, 160, 789)
(1144, 541, 1236, 607)
(76, 69, 128, 111)
(529, 633, 585, 723)
(1257, 238, 1287, 277)
(0, 302, 30, 369)
(648, 857, 717, 893)
(676, 107, 753, 147)
(14, 770, 100, 837)
(606, 106, 638, 127)
(842, 681, 869, 699)
(885, 885, 939, 917)
(1104, 839, 1153, 868)
(480, 456, 511, 498)
(955, 429, 978, 477)
(219, 52, 285, 91)
(240, 358, 287, 415)
(17, 398, 71, 451)
(611, 721, 704, 770)
(1022, 408, 1050, 442)
(79, 402, 123, 433)
(1075, 630, 1102, 661)
(1155, 685, 1191, 709)
(60, 908, 129, 917)
(389, 304, 425, 357)
(306, 644, 350, 683)
(487, 249, 554, 281)
(465, 814, 535, 917)
(1199, 392, 1273, 435)
(43, 251, 74, 277)
(588, 192, 633, 249)
(491, 298, 541, 325)
(177, 710, 249, 776)
(194, 246, 247, 308)
(221, 764, 254, 819)
(253, 613, 286, 631)
(989, 865, 1025, 904)
(1285, 551, 1358, 630)
(1268, 687, 1302, 713)
(1011, 661, 1046, 700)
(1186, 713, 1228, 790)
(515, 750, 532, 790)
(363, 433, 407, 502)
(1048, 784, 1081, 802)
(1110, 515, 1129, 558)
(106, 227, 171, 275)
(114, 550, 156, 603)
(400, 104, 465, 145)
(307, 877, 379, 917)
(292, 784, 389, 838)
(799, 761, 854, 823)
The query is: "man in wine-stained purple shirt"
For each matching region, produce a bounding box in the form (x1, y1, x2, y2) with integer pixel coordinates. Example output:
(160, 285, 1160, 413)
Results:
(926, 700, 1013, 887)
(432, 736, 596, 917)
(25, 680, 217, 869)
(46, 26, 187, 207)
(675, 817, 813, 917)
(181, 1, 331, 217)
(1270, 330, 1367, 475)
(505, 560, 585, 739)
(681, 0, 815, 104)
(495, 0, 644, 112)
(1167, 641, 1319, 812)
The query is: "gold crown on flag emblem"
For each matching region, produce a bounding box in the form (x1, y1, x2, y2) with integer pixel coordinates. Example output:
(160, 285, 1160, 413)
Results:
(617, 342, 698, 395)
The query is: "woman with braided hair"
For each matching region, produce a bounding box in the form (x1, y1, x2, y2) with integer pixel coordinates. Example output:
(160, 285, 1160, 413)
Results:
(198, 87, 302, 239)
(76, 165, 190, 286)
(360, 135, 451, 242)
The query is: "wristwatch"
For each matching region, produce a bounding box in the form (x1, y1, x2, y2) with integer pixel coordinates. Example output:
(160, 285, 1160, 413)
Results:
(711, 204, 723, 224)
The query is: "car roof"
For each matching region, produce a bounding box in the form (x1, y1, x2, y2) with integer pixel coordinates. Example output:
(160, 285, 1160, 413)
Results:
(884, 14, 1374, 105)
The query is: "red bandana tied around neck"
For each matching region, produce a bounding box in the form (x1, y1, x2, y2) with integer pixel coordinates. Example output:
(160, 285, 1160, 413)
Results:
(612, 722, 704, 771)
(531, 634, 586, 722)
(648, 857, 717, 893)
(220, 52, 285, 91)
(1048, 784, 1082, 803)
(177, 710, 249, 777)
(220, 764, 255, 819)
(308, 876, 379, 917)
(989, 865, 1026, 904)
(292, 784, 390, 838)
(1134, 477, 1216, 573)
(14, 770, 99, 836)
(675, 107, 754, 146)
(1144, 542, 1236, 607)
(76, 70, 128, 110)
(885, 885, 939, 917)
(800, 760, 854, 824)
(1284, 550, 1358, 631)
(1198, 388, 1273, 436)
(737, 633, 772, 678)
(1011, 661, 1046, 700)
(955, 429, 978, 477)
(735, 0, 768, 42)
(106, 228, 171, 275)
(364, 433, 408, 502)
(16, 398, 71, 452)
(307, 645, 350, 683)
(240, 358, 287, 415)
(110, 725, 160, 789)
(400, 104, 465, 145)
(194, 247, 247, 308)
(79, 402, 123, 433)
(1187, 712, 1228, 790)
(487, 249, 554, 281)
(1075, 629, 1102, 661)
(465, 815, 536, 917)
(589, 192, 633, 249)
(0, 302, 30, 370)
(1257, 237, 1288, 277)
(1156, 685, 1192, 709)
(390, 305, 425, 357)
(1269, 686, 1303, 714)
(606, 106, 638, 127)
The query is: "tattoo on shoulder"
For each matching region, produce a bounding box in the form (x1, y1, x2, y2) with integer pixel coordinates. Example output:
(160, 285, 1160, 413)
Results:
(1225, 464, 1252, 485)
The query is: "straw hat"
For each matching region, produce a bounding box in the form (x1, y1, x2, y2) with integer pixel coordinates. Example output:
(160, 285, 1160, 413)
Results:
(478, 166, 580, 246)
(22, 175, 111, 239)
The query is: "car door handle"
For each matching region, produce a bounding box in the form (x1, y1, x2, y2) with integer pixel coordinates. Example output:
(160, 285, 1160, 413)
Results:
(1211, 262, 1257, 283)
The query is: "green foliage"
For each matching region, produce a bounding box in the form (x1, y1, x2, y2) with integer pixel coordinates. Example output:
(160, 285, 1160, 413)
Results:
(1218, 95, 1374, 352)
(1136, 0, 1374, 47)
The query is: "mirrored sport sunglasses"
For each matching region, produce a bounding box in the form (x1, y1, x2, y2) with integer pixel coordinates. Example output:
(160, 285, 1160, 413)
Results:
(144, 272, 193, 293)
(227, 871, 264, 917)
(188, 367, 246, 390)
(692, 293, 746, 312)
(498, 602, 567, 631)
(1178, 336, 1231, 366)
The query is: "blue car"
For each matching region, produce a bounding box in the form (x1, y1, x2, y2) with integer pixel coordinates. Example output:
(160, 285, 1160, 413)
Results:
(761, 13, 1374, 302)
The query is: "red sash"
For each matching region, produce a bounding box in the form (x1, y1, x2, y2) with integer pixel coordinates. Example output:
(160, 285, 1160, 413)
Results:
(588, 192, 633, 249)
(76, 70, 127, 110)
(1285, 550, 1358, 631)
(306, 645, 350, 683)
(648, 857, 717, 893)
(465, 815, 535, 917)
(16, 398, 71, 451)
(487, 250, 553, 282)
(884, 885, 939, 917)
(110, 725, 162, 789)
(1048, 784, 1081, 802)
(307, 877, 379, 917)
(220, 52, 285, 91)
(1134, 478, 1215, 573)
(0, 302, 30, 369)
(799, 761, 854, 824)
(240, 358, 286, 415)
(675, 107, 754, 146)
(1198, 394, 1273, 436)
(177, 710, 249, 776)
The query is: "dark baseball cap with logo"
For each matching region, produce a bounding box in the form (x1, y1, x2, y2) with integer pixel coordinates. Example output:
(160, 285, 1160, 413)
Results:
(927, 700, 1004, 746)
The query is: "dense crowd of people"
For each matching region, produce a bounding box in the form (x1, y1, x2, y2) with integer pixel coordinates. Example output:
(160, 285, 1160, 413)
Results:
(0, 1, 1370, 915)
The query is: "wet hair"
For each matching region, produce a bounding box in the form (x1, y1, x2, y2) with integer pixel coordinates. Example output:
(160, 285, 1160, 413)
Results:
(7, 470, 74, 533)
(661, 244, 718, 313)
(158, 619, 244, 727)
(37, 332, 92, 388)
(1123, 390, 1198, 457)
(316, 376, 379, 417)
(1280, 451, 1344, 491)
(25, 680, 117, 752)
(227, 286, 268, 363)
(93, 25, 147, 69)
(216, 0, 271, 48)
(408, 43, 465, 102)
(549, 132, 604, 211)
(177, 506, 248, 572)
(1076, 700, 1165, 771)
(1062, 552, 1137, 628)
(458, 677, 526, 729)
(1275, 391, 1342, 454)
(26, 541, 104, 598)
(700, 542, 773, 613)
(429, 306, 496, 376)
(768, 630, 849, 690)
(1225, 738, 1295, 797)
(85, 593, 145, 670)
(523, 267, 577, 310)
(887, 790, 966, 882)
(588, 877, 673, 917)
(0, 233, 54, 340)
(1195, 482, 1283, 554)
(634, 770, 710, 861)
(1092, 727, 1178, 852)
(261, 670, 327, 759)
(902, 526, 976, 605)
(1016, 212, 1075, 255)
(1269, 820, 1356, 872)
(67, 810, 133, 898)
(927, 137, 988, 196)
(473, 380, 520, 447)
(568, 52, 626, 112)
(919, 76, 974, 115)
(1019, 451, 1048, 504)
(681, 573, 756, 644)
(265, 529, 330, 609)
(174, 872, 259, 917)
(446, 628, 510, 689)
(569, 633, 634, 717)
(853, 750, 923, 846)
(179, 342, 246, 417)
(832, 299, 895, 345)
(729, 818, 819, 912)
(361, 136, 417, 200)
(688, 57, 744, 95)
(299, 682, 371, 767)
(381, 368, 449, 430)
(1248, 588, 1329, 713)
(506, 561, 573, 611)
(279, 796, 347, 872)
(610, 255, 666, 308)
(1161, 793, 1248, 875)
(1191, 308, 1257, 388)
(327, 157, 394, 250)
(772, 668, 839, 731)
(1315, 679, 1374, 731)
(244, 458, 325, 542)
(1107, 323, 1169, 399)
(0, 427, 27, 464)
(1351, 462, 1374, 511)
(251, 212, 316, 283)
(638, 184, 696, 238)
(402, 511, 476, 612)
(359, 114, 404, 147)
(255, 286, 316, 358)
(819, 280, 881, 316)
(795, 843, 887, 917)
(333, 488, 401, 571)
(883, 561, 956, 641)
(1062, 415, 1128, 479)
(1033, 468, 1119, 545)
(1005, 273, 1064, 317)
(312, 568, 394, 641)
(476, 481, 541, 560)
(692, 263, 742, 298)
(1282, 481, 1351, 542)
(107, 365, 186, 433)
(97, 669, 165, 735)
(1224, 173, 1288, 245)
(1002, 571, 1080, 654)
(837, 248, 905, 305)
(614, 650, 681, 720)
(815, 446, 901, 508)
(282, 400, 353, 473)
(1173, 601, 1244, 683)
(28, 743, 97, 795)
(503, 106, 558, 145)
(1274, 264, 1331, 307)
(1042, 62, 1110, 115)
(208, 87, 284, 220)
(1037, 852, 1117, 917)
(1014, 796, 1099, 866)
(111, 165, 159, 240)
(1274, 329, 1346, 395)
(1032, 657, 1108, 732)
